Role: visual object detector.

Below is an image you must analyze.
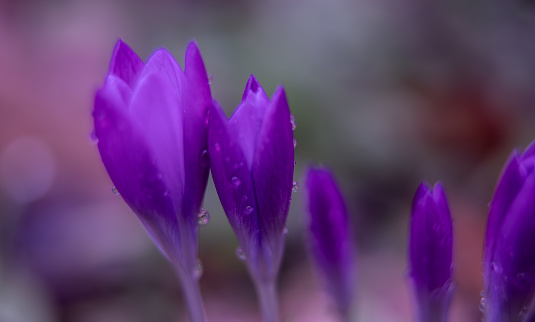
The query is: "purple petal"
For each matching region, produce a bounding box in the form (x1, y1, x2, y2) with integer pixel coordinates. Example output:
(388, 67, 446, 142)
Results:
(409, 182, 453, 321)
(305, 167, 355, 317)
(139, 48, 184, 94)
(93, 81, 180, 258)
(483, 152, 523, 283)
(228, 75, 270, 168)
(207, 102, 260, 259)
(487, 171, 535, 320)
(128, 71, 185, 201)
(109, 39, 144, 88)
(251, 86, 294, 273)
(181, 41, 212, 224)
(242, 74, 269, 103)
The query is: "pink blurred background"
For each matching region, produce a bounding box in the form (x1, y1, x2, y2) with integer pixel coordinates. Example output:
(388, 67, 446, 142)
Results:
(2, 0, 535, 321)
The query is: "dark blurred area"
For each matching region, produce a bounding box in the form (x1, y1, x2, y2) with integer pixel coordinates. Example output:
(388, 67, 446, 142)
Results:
(1, 0, 535, 321)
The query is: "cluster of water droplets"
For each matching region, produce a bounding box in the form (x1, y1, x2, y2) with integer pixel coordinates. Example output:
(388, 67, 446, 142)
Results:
(292, 181, 299, 192)
(207, 74, 214, 85)
(197, 207, 210, 226)
(111, 186, 119, 195)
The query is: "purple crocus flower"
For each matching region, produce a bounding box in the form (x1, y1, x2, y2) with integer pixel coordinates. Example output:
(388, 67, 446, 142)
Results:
(304, 167, 355, 320)
(92, 39, 211, 322)
(207, 75, 294, 322)
(408, 182, 453, 322)
(483, 141, 535, 322)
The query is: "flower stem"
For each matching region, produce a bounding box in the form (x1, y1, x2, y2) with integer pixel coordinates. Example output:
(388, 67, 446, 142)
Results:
(176, 269, 206, 322)
(255, 281, 280, 322)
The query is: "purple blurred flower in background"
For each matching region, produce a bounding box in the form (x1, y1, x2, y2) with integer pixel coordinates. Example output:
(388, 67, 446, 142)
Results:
(304, 167, 355, 320)
(208, 75, 294, 322)
(92, 39, 211, 322)
(483, 141, 535, 322)
(408, 182, 453, 322)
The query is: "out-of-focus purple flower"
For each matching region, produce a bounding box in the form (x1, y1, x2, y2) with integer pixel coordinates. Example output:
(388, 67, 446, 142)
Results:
(304, 167, 355, 319)
(483, 141, 535, 322)
(92, 40, 211, 320)
(208, 75, 293, 321)
(408, 182, 453, 322)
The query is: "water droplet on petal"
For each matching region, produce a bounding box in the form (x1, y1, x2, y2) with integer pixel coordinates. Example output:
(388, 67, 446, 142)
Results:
(290, 114, 297, 131)
(111, 186, 119, 195)
(193, 259, 203, 279)
(236, 247, 246, 261)
(479, 296, 487, 312)
(200, 149, 210, 167)
(231, 176, 241, 188)
(89, 130, 98, 145)
(293, 138, 297, 148)
(292, 181, 299, 192)
(207, 74, 214, 85)
(214, 143, 221, 152)
(198, 207, 210, 226)
(245, 206, 253, 214)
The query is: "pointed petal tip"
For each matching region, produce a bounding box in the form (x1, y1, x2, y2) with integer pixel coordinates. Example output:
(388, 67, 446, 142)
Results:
(242, 75, 266, 102)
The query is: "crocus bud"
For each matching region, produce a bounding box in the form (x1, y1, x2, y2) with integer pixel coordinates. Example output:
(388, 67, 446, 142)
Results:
(408, 182, 453, 322)
(92, 40, 211, 321)
(304, 167, 355, 319)
(483, 141, 535, 322)
(208, 75, 294, 321)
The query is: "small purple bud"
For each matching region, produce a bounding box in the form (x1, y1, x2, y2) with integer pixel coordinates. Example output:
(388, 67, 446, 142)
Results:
(304, 167, 355, 319)
(408, 182, 453, 322)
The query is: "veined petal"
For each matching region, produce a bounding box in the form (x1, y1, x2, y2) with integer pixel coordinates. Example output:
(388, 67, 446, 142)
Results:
(139, 48, 184, 94)
(128, 72, 185, 214)
(251, 86, 294, 274)
(484, 152, 523, 282)
(228, 75, 270, 168)
(181, 41, 212, 224)
(305, 167, 355, 317)
(207, 102, 259, 257)
(93, 82, 180, 259)
(109, 39, 144, 88)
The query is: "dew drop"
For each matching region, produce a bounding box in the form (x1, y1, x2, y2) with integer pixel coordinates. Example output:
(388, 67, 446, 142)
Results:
(245, 206, 253, 214)
(111, 186, 119, 195)
(236, 247, 246, 261)
(231, 176, 241, 188)
(290, 114, 297, 131)
(479, 296, 487, 313)
(293, 138, 297, 148)
(292, 181, 299, 192)
(193, 259, 203, 279)
(207, 74, 214, 85)
(89, 130, 98, 145)
(199, 149, 210, 167)
(214, 143, 221, 152)
(197, 207, 210, 226)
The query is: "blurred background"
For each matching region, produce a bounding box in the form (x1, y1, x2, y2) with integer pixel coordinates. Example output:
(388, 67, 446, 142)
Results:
(1, 0, 535, 321)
